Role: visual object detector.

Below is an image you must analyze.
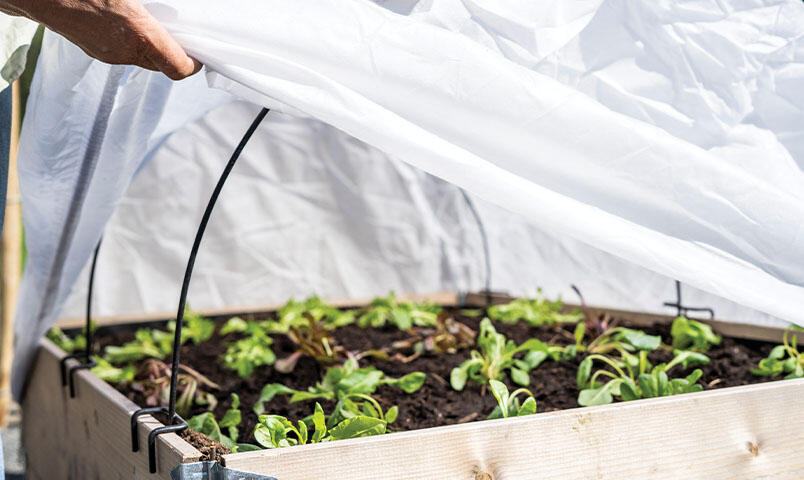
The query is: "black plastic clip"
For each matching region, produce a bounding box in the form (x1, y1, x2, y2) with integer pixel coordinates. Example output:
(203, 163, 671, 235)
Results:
(60, 353, 98, 398)
(131, 407, 188, 474)
(663, 280, 714, 319)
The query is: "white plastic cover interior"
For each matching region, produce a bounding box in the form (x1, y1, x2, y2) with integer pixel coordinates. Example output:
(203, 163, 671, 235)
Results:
(12, 0, 804, 396)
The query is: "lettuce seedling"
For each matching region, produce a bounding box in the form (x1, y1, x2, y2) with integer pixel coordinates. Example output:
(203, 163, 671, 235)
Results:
(169, 307, 215, 345)
(188, 396, 261, 453)
(576, 349, 708, 406)
(450, 318, 554, 390)
(486, 380, 537, 419)
(222, 328, 276, 378)
(671, 316, 721, 352)
(91, 356, 136, 383)
(103, 327, 173, 364)
(46, 326, 86, 354)
(254, 402, 386, 449)
(254, 358, 424, 414)
(752, 325, 804, 379)
(357, 293, 441, 330)
(487, 293, 583, 327)
(268, 296, 355, 334)
(580, 326, 662, 366)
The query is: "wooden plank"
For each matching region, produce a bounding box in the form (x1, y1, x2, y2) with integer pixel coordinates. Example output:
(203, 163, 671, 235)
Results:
(23, 340, 201, 480)
(0, 79, 23, 427)
(55, 291, 460, 329)
(224, 378, 804, 480)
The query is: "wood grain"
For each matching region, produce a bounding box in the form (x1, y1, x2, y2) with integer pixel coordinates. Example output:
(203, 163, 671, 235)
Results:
(224, 378, 804, 480)
(23, 340, 200, 480)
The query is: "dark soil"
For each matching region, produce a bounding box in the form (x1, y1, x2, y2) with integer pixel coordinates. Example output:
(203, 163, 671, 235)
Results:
(180, 429, 230, 462)
(96, 308, 779, 451)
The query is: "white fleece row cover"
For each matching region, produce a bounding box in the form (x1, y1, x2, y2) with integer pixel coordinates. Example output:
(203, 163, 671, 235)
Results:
(12, 0, 804, 395)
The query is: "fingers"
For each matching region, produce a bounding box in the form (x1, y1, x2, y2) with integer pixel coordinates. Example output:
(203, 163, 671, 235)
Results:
(140, 10, 202, 80)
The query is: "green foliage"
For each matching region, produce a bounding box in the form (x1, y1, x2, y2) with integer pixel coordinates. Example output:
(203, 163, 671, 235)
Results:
(220, 317, 262, 336)
(751, 325, 804, 379)
(576, 349, 707, 406)
(671, 316, 721, 352)
(357, 293, 441, 330)
(90, 356, 135, 383)
(486, 380, 537, 419)
(254, 358, 424, 414)
(171, 307, 215, 345)
(187, 397, 260, 453)
(46, 327, 85, 354)
(269, 296, 355, 333)
(222, 329, 276, 378)
(450, 318, 555, 390)
(103, 328, 173, 364)
(580, 326, 662, 365)
(487, 293, 583, 326)
(254, 402, 387, 449)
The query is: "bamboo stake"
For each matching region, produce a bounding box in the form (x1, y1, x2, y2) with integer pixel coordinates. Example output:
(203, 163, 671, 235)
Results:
(0, 80, 23, 427)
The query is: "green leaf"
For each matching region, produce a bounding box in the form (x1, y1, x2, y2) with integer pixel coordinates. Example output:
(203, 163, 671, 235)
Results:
(338, 369, 385, 396)
(509, 367, 530, 386)
(573, 323, 585, 346)
(312, 403, 327, 443)
(385, 405, 399, 424)
(221, 317, 249, 335)
(254, 383, 296, 415)
(327, 416, 386, 440)
(450, 362, 471, 391)
(618, 329, 661, 351)
(518, 396, 537, 416)
(387, 372, 426, 393)
(578, 384, 615, 406)
(577, 356, 593, 388)
(619, 377, 640, 401)
(489, 380, 510, 416)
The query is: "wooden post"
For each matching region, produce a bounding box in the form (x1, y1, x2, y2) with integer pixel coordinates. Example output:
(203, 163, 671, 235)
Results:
(0, 79, 23, 427)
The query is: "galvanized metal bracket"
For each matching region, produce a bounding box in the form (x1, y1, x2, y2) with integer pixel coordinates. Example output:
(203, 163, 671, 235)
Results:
(171, 461, 278, 480)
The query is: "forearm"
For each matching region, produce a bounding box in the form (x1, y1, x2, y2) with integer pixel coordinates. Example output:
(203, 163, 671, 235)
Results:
(0, 0, 199, 80)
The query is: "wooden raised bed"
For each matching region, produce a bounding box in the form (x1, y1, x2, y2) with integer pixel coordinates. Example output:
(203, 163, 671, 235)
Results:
(24, 294, 804, 480)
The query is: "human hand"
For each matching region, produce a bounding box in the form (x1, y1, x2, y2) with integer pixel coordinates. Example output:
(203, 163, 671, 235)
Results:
(1, 0, 200, 80)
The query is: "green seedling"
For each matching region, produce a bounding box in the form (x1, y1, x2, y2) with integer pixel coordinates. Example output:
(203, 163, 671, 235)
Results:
(169, 307, 215, 345)
(487, 293, 583, 327)
(130, 358, 220, 417)
(357, 292, 441, 330)
(275, 313, 346, 373)
(220, 316, 264, 336)
(752, 325, 804, 379)
(254, 402, 387, 449)
(268, 296, 355, 334)
(254, 358, 424, 414)
(671, 316, 721, 352)
(90, 356, 135, 383)
(103, 327, 173, 364)
(222, 328, 276, 378)
(188, 395, 261, 453)
(486, 380, 537, 419)
(579, 326, 662, 366)
(391, 311, 477, 358)
(450, 318, 556, 390)
(47, 326, 86, 354)
(576, 349, 708, 406)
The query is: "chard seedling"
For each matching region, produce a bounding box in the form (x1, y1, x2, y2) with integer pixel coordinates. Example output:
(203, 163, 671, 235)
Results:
(450, 318, 554, 390)
(576, 349, 708, 406)
(486, 380, 537, 419)
(671, 316, 721, 352)
(357, 292, 441, 330)
(275, 312, 346, 373)
(752, 325, 804, 379)
(487, 293, 583, 327)
(254, 358, 424, 414)
(131, 358, 220, 417)
(222, 328, 276, 378)
(391, 312, 477, 358)
(254, 402, 387, 449)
